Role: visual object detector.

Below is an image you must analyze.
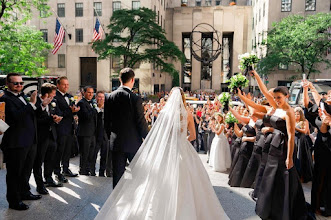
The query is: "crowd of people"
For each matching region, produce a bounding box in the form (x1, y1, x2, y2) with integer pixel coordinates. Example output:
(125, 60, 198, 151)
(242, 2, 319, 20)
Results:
(0, 73, 112, 210)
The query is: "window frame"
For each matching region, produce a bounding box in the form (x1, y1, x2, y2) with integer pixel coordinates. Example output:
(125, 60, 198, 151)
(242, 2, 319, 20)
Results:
(57, 3, 65, 17)
(94, 2, 102, 16)
(75, 29, 84, 43)
(58, 54, 66, 68)
(132, 1, 140, 10)
(40, 29, 48, 42)
(113, 1, 121, 12)
(75, 3, 83, 17)
(281, 0, 292, 12)
(305, 0, 316, 11)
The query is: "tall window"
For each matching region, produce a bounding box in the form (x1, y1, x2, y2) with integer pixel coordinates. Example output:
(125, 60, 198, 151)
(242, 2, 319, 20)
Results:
(182, 34, 192, 84)
(58, 54, 65, 68)
(113, 2, 121, 11)
(132, 1, 140, 9)
(57, 3, 65, 17)
(305, 0, 316, 11)
(41, 29, 48, 42)
(94, 2, 102, 16)
(40, 4, 47, 18)
(76, 29, 83, 42)
(281, 0, 291, 12)
(75, 3, 83, 17)
(196, 0, 201, 6)
(216, 0, 221, 6)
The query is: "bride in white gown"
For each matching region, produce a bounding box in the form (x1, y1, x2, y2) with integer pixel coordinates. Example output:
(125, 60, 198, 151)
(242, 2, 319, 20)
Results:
(95, 87, 229, 220)
(209, 114, 231, 172)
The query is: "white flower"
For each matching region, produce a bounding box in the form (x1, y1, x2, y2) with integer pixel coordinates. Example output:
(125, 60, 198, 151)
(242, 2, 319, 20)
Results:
(93, 103, 97, 108)
(69, 97, 75, 102)
(51, 102, 56, 108)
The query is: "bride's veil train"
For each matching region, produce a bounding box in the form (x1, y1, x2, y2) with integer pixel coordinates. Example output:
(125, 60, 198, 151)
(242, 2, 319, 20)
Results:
(95, 88, 229, 220)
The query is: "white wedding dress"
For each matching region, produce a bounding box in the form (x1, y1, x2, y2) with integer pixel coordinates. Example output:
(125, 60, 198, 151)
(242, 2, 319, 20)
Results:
(209, 125, 231, 172)
(95, 88, 229, 220)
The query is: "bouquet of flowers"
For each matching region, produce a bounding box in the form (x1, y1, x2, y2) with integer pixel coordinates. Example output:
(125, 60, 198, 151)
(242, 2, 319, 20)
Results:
(218, 92, 231, 112)
(225, 112, 238, 124)
(227, 73, 249, 93)
(238, 53, 259, 76)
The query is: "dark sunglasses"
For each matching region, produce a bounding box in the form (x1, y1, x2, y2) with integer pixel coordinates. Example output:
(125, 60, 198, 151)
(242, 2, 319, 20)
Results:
(10, 82, 24, 86)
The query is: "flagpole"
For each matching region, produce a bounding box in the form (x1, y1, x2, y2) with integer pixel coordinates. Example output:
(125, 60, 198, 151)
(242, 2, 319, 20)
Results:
(50, 7, 70, 38)
(93, 7, 106, 33)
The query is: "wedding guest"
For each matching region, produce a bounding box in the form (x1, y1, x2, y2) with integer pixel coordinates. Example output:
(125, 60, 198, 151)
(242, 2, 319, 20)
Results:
(0, 73, 40, 210)
(77, 86, 98, 176)
(33, 83, 63, 194)
(53, 76, 79, 183)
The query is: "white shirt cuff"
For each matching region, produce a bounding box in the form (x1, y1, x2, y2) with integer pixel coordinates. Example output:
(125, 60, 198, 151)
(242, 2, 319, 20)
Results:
(30, 103, 37, 110)
(95, 107, 102, 113)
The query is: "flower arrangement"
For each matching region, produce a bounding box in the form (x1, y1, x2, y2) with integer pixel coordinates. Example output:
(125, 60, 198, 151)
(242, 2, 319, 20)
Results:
(238, 53, 259, 75)
(227, 73, 249, 93)
(225, 112, 238, 124)
(218, 92, 231, 112)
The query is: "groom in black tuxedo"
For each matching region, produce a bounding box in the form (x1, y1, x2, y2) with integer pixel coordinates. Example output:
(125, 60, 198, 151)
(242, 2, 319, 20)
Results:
(0, 73, 41, 210)
(105, 68, 149, 188)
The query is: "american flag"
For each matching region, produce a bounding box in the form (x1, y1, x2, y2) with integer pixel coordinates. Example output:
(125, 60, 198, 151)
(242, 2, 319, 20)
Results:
(92, 18, 103, 42)
(52, 19, 65, 55)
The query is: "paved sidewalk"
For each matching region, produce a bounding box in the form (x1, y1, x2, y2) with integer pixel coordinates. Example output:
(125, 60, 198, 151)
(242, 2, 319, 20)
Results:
(0, 153, 330, 220)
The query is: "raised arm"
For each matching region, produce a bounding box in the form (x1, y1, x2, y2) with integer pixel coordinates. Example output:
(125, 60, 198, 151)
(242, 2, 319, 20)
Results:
(234, 123, 243, 137)
(302, 80, 310, 108)
(237, 89, 268, 113)
(251, 70, 278, 109)
(308, 82, 322, 106)
(229, 106, 250, 124)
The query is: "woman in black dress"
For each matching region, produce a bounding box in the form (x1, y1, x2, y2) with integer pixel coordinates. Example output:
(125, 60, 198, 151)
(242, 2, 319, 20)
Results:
(250, 70, 308, 219)
(303, 80, 331, 216)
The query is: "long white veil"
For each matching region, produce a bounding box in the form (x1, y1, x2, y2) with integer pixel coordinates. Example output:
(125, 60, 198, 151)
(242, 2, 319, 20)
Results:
(95, 88, 187, 220)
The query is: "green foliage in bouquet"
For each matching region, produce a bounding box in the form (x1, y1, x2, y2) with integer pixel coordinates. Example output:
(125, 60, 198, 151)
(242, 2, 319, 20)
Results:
(226, 73, 249, 92)
(218, 92, 231, 106)
(225, 112, 238, 124)
(238, 53, 259, 72)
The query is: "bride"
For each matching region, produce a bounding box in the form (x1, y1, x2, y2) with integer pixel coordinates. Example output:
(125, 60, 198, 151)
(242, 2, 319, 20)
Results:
(95, 87, 229, 220)
(209, 113, 231, 172)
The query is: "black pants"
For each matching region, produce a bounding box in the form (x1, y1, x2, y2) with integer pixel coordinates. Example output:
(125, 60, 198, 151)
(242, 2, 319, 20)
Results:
(92, 138, 109, 173)
(54, 134, 73, 175)
(78, 136, 96, 173)
(4, 145, 36, 205)
(106, 149, 113, 174)
(33, 134, 57, 188)
(112, 151, 135, 189)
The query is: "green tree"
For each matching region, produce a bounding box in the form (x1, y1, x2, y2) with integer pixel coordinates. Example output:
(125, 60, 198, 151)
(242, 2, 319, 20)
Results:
(257, 13, 331, 78)
(91, 7, 185, 86)
(0, 24, 52, 75)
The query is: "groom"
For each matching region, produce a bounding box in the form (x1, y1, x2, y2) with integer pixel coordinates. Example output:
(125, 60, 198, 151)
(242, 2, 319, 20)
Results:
(105, 68, 148, 188)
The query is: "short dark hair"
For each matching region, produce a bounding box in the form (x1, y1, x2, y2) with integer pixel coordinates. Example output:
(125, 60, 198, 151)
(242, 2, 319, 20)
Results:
(41, 83, 57, 96)
(96, 90, 105, 96)
(56, 76, 68, 85)
(6, 73, 21, 84)
(120, 68, 135, 84)
(273, 86, 289, 96)
(83, 86, 94, 93)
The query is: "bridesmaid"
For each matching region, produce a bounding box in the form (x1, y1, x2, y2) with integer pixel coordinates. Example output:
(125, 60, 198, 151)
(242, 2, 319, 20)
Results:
(251, 70, 308, 219)
(294, 107, 314, 183)
(228, 106, 256, 187)
(303, 80, 331, 216)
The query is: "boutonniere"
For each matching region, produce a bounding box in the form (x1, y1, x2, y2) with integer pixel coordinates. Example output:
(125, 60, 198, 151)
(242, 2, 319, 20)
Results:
(51, 102, 56, 108)
(93, 103, 97, 108)
(69, 97, 75, 105)
(25, 96, 30, 102)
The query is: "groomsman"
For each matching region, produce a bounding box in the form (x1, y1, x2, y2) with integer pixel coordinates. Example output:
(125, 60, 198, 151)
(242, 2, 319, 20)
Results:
(77, 86, 98, 176)
(91, 91, 111, 177)
(0, 73, 41, 210)
(105, 68, 149, 188)
(33, 83, 63, 194)
(53, 76, 79, 183)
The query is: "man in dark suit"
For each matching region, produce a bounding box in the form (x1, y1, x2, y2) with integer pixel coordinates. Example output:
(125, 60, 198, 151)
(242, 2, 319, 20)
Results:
(77, 86, 97, 176)
(91, 91, 111, 177)
(105, 68, 149, 188)
(0, 73, 41, 210)
(53, 76, 79, 183)
(33, 83, 63, 194)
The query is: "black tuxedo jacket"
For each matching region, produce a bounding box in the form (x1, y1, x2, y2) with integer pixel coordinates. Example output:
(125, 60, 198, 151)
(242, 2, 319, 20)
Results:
(96, 110, 108, 144)
(0, 90, 37, 150)
(105, 87, 148, 153)
(77, 98, 97, 137)
(35, 97, 57, 141)
(53, 90, 74, 136)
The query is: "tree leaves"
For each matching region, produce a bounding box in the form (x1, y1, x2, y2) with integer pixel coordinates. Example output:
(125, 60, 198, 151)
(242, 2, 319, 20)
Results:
(257, 13, 331, 78)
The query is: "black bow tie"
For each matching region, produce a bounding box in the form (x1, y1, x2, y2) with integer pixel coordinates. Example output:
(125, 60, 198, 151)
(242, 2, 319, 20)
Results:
(17, 93, 24, 97)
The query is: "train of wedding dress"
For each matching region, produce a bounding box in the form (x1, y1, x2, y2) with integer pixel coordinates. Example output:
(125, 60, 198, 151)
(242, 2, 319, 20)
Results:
(95, 88, 229, 220)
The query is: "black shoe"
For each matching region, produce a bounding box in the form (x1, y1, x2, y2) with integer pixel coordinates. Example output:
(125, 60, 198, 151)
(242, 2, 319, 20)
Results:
(90, 172, 96, 176)
(106, 171, 113, 177)
(36, 186, 49, 195)
(21, 192, 42, 200)
(63, 169, 78, 177)
(99, 171, 105, 177)
(249, 190, 257, 202)
(56, 174, 68, 183)
(9, 201, 29, 211)
(79, 171, 90, 176)
(45, 178, 63, 187)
